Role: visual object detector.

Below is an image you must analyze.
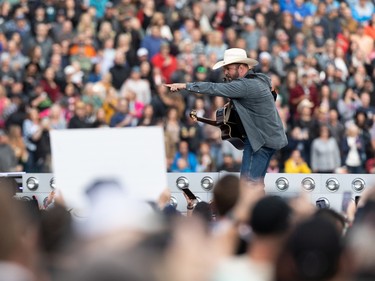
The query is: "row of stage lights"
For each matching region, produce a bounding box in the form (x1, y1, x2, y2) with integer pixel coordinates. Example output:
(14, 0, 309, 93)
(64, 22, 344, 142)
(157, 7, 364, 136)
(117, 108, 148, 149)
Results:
(19, 174, 369, 212)
(176, 176, 215, 191)
(171, 176, 215, 207)
(24, 176, 215, 192)
(23, 175, 366, 193)
(25, 176, 56, 191)
(275, 177, 366, 193)
(173, 176, 367, 212)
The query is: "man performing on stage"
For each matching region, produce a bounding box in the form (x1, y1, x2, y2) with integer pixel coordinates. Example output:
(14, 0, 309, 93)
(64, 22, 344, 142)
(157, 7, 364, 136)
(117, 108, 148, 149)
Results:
(165, 48, 287, 186)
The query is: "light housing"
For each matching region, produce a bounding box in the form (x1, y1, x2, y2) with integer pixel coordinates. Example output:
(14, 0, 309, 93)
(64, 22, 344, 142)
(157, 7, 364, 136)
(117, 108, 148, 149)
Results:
(352, 178, 365, 192)
(316, 197, 330, 209)
(26, 177, 39, 191)
(201, 176, 214, 191)
(176, 176, 189, 190)
(50, 177, 56, 189)
(301, 177, 315, 191)
(43, 197, 49, 208)
(169, 196, 178, 208)
(326, 178, 340, 192)
(275, 177, 289, 191)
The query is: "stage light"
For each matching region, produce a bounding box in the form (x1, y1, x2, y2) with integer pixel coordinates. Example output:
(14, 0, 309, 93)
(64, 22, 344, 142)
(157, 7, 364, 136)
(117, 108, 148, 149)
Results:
(352, 178, 365, 192)
(275, 177, 289, 191)
(316, 197, 330, 209)
(176, 176, 189, 190)
(26, 177, 39, 191)
(201, 176, 214, 191)
(302, 177, 315, 191)
(50, 177, 56, 189)
(326, 178, 339, 192)
(43, 197, 49, 208)
(170, 196, 178, 208)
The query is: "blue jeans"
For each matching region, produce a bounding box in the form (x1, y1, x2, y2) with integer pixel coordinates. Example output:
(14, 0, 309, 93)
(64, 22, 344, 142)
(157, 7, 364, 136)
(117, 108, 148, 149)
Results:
(240, 138, 276, 182)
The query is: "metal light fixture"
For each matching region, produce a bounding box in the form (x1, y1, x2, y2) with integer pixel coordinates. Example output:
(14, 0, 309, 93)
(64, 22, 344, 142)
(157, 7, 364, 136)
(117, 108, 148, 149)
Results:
(43, 197, 49, 208)
(201, 176, 214, 191)
(352, 178, 365, 192)
(316, 197, 330, 209)
(301, 177, 315, 191)
(176, 176, 189, 190)
(26, 177, 39, 191)
(169, 196, 178, 208)
(50, 177, 56, 189)
(275, 177, 289, 191)
(326, 178, 339, 192)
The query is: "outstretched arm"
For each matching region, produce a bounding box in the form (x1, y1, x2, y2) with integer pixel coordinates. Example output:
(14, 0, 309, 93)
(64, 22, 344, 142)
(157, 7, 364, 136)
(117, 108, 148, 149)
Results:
(165, 80, 253, 99)
(164, 83, 187, 92)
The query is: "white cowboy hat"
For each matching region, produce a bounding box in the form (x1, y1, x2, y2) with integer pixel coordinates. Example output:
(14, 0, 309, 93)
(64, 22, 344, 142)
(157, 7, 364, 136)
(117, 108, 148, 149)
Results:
(212, 48, 259, 70)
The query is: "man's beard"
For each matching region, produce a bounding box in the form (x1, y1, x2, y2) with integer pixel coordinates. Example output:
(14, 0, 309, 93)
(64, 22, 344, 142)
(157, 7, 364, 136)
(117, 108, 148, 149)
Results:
(225, 73, 239, 82)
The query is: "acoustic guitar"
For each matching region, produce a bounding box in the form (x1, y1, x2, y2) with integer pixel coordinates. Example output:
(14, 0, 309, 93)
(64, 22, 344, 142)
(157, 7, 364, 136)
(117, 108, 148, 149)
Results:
(189, 103, 246, 150)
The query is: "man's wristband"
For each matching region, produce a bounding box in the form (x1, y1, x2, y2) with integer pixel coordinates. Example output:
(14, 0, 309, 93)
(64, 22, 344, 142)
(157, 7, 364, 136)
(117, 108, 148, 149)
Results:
(187, 204, 194, 210)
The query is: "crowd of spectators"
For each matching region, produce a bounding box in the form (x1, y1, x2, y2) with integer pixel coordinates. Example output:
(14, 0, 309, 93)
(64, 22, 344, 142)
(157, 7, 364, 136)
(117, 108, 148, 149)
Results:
(1, 1, 375, 280)
(0, 0, 374, 174)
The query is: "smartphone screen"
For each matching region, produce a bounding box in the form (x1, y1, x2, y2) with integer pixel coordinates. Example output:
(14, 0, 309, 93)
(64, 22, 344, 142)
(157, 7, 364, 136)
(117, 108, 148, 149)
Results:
(182, 188, 197, 200)
(341, 191, 352, 213)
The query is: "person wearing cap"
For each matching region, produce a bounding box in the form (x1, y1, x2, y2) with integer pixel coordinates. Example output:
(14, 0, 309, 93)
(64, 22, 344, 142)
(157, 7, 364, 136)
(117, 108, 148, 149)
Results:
(137, 47, 149, 59)
(194, 65, 209, 82)
(165, 48, 287, 185)
(136, 47, 151, 66)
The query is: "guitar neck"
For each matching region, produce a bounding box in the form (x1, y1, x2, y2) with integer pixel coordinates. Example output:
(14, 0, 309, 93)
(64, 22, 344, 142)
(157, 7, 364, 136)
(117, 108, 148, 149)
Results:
(194, 116, 218, 127)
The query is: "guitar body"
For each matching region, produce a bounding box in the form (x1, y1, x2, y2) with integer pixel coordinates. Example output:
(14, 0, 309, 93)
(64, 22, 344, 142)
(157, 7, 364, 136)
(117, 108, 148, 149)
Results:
(219, 124, 245, 150)
(190, 103, 246, 150)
